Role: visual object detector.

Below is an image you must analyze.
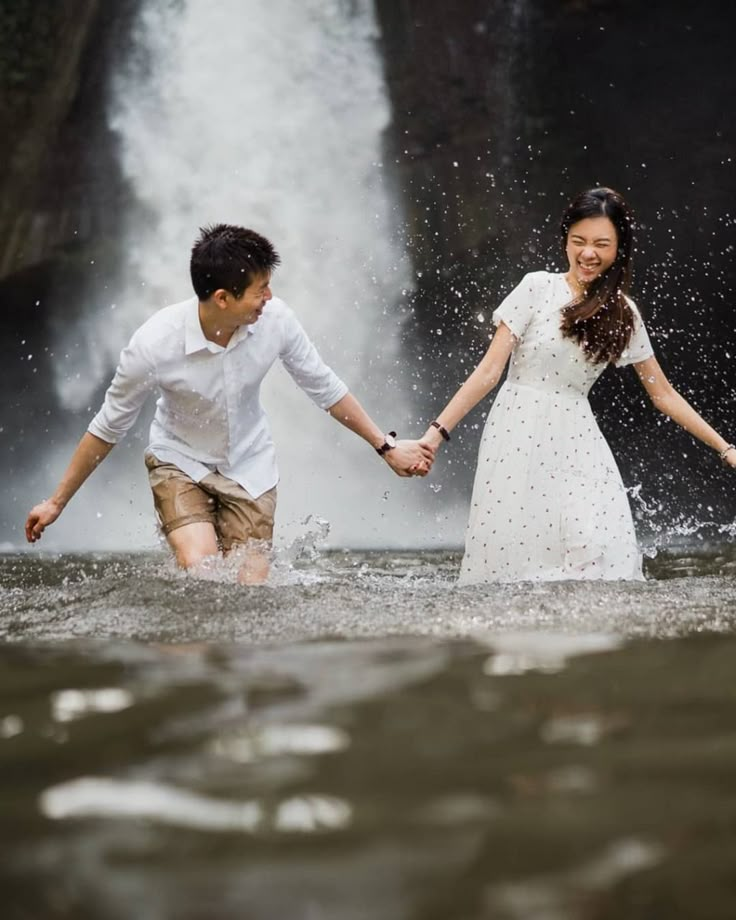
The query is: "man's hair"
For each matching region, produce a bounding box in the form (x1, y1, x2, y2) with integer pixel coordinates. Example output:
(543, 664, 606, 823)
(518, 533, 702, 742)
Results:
(190, 224, 280, 300)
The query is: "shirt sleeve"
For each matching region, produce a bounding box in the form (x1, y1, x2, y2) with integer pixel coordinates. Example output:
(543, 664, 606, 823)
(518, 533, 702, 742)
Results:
(615, 297, 655, 367)
(492, 273, 538, 339)
(279, 307, 349, 410)
(87, 330, 157, 443)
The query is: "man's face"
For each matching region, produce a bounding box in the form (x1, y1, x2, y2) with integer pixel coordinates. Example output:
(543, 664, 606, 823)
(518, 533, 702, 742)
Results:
(228, 272, 273, 325)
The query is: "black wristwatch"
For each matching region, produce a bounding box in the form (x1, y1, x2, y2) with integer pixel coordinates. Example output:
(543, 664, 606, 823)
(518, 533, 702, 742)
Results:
(376, 431, 397, 456)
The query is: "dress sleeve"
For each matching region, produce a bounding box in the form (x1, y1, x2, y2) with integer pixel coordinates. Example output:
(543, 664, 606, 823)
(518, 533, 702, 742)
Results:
(615, 297, 654, 367)
(279, 305, 349, 410)
(492, 273, 538, 339)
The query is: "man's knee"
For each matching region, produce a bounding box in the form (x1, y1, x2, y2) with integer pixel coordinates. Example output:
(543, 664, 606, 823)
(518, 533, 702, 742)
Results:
(167, 521, 219, 568)
(227, 539, 272, 586)
(237, 552, 271, 585)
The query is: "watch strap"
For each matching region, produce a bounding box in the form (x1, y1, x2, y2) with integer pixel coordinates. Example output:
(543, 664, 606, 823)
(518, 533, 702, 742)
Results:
(376, 431, 397, 455)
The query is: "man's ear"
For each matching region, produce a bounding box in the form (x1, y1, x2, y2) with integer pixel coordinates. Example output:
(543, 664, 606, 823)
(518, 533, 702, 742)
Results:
(212, 288, 230, 310)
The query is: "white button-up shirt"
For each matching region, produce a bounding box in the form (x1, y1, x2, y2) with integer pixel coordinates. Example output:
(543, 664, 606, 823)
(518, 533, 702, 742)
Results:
(88, 296, 348, 498)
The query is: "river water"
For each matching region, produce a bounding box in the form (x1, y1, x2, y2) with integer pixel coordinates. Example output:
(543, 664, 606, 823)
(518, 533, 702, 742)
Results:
(2, 545, 736, 919)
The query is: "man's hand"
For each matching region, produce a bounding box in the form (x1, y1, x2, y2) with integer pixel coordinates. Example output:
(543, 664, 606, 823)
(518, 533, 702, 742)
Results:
(323, 394, 437, 477)
(25, 499, 64, 543)
(383, 439, 436, 477)
(23, 432, 114, 544)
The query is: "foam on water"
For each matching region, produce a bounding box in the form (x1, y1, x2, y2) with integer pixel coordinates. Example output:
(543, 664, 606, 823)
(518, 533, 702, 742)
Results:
(2, 548, 736, 644)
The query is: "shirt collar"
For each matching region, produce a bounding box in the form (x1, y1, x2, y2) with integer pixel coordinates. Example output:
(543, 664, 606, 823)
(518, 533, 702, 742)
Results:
(184, 298, 211, 354)
(184, 298, 254, 355)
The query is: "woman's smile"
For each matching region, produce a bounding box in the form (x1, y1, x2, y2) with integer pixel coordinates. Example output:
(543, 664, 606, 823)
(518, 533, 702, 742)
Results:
(565, 214, 618, 287)
(577, 260, 600, 279)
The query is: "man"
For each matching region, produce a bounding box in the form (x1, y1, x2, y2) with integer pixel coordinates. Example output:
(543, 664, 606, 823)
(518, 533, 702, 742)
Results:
(25, 224, 434, 583)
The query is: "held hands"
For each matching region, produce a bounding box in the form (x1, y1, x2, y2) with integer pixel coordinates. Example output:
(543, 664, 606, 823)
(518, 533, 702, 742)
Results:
(383, 438, 436, 477)
(25, 498, 64, 543)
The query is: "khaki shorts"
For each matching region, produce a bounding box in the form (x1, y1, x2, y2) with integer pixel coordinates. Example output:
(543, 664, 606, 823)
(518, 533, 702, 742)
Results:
(145, 454, 277, 550)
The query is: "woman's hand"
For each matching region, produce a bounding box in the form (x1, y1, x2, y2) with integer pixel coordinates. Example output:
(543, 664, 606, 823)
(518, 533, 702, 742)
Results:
(384, 439, 436, 477)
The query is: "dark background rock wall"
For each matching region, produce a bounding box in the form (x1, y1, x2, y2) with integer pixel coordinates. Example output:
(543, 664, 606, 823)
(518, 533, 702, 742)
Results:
(375, 0, 736, 527)
(0, 0, 141, 512)
(1, 0, 734, 540)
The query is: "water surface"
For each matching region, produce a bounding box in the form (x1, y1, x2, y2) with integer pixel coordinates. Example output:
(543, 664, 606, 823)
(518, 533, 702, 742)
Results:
(2, 546, 736, 643)
(2, 548, 736, 919)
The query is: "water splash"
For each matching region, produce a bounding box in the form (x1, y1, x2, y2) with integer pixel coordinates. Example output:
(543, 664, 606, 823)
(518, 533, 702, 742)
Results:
(629, 482, 736, 558)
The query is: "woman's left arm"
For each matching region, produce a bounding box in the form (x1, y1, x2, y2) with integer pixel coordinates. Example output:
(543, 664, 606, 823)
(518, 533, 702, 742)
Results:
(633, 356, 736, 468)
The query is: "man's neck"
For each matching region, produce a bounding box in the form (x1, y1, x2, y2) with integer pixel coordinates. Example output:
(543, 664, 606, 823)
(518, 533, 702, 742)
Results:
(198, 302, 237, 347)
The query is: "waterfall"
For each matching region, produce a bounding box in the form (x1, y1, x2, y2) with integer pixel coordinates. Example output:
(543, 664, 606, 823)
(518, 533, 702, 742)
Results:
(48, 0, 465, 551)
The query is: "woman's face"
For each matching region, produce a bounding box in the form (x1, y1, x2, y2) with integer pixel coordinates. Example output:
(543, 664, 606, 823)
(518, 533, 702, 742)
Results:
(565, 215, 618, 286)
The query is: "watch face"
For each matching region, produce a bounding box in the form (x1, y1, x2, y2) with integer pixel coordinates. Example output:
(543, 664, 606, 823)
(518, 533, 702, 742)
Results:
(385, 434, 397, 449)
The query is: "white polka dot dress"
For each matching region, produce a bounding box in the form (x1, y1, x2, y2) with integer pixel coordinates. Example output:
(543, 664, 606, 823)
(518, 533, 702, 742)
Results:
(459, 271, 654, 585)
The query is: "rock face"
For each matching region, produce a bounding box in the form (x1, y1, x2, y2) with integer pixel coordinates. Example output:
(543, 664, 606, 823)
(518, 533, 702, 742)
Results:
(374, 0, 736, 519)
(0, 1, 140, 493)
(0, 0, 98, 277)
(0, 1, 139, 279)
(375, 0, 534, 278)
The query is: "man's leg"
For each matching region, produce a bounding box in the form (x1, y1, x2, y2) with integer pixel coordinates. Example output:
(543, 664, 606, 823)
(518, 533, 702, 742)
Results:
(146, 454, 220, 572)
(165, 521, 219, 569)
(207, 475, 277, 586)
(231, 542, 272, 586)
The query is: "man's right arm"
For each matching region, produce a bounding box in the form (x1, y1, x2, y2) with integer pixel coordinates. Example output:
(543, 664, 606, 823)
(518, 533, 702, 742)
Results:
(25, 432, 115, 543)
(278, 308, 434, 476)
(25, 322, 158, 544)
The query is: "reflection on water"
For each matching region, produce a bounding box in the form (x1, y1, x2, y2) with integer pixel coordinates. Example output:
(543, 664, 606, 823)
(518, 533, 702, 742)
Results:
(41, 776, 352, 835)
(485, 837, 665, 920)
(50, 687, 134, 722)
(1, 548, 736, 918)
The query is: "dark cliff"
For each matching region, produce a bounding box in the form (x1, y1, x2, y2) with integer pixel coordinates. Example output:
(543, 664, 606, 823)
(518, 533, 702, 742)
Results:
(375, 0, 736, 522)
(0, 0, 142, 277)
(0, 0, 140, 495)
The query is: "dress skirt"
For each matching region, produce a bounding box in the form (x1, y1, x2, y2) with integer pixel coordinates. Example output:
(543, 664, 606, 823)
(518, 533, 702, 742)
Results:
(458, 381, 643, 584)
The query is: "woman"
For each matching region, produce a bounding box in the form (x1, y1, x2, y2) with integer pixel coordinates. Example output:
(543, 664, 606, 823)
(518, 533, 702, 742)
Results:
(422, 187, 735, 583)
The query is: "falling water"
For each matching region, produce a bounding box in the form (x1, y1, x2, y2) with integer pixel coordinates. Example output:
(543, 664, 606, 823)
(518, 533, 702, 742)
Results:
(49, 0, 466, 551)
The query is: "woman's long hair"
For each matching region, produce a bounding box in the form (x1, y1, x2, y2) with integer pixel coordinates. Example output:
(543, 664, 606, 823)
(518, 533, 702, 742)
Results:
(559, 187, 635, 364)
